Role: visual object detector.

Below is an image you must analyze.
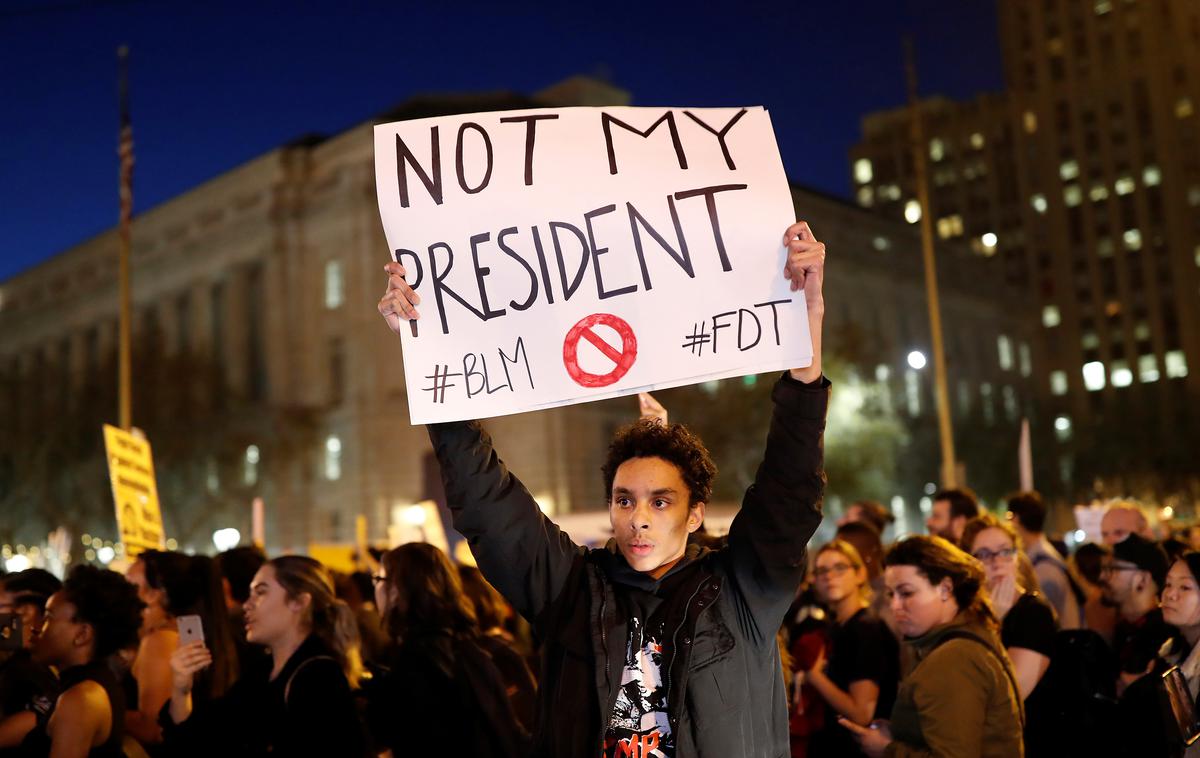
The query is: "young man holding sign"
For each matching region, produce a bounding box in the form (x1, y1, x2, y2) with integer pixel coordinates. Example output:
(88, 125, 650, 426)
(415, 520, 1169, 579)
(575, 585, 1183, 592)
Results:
(380, 221, 827, 757)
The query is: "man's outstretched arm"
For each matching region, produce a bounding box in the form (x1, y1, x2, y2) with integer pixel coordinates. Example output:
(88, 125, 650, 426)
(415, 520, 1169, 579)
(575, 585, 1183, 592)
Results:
(725, 221, 828, 643)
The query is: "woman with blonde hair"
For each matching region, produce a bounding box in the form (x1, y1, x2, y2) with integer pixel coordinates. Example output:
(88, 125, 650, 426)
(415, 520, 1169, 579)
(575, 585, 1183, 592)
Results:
(804, 540, 899, 757)
(165, 555, 368, 757)
(842, 535, 1023, 758)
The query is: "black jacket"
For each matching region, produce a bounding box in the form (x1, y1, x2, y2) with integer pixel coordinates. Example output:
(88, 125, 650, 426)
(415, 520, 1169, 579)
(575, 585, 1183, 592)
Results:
(428, 373, 828, 757)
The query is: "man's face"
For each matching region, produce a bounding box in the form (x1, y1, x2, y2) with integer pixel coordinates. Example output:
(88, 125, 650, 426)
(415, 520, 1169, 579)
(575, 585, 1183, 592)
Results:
(31, 592, 85, 667)
(609, 456, 703, 579)
(1101, 509, 1140, 545)
(1100, 557, 1142, 606)
(926, 500, 957, 541)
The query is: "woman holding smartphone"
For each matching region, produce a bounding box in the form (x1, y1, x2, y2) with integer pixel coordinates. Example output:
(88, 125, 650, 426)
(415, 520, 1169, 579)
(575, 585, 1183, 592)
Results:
(166, 555, 368, 757)
(841, 536, 1023, 758)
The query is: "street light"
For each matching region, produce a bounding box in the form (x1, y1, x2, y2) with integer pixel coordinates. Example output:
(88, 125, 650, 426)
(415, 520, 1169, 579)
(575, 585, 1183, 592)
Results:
(907, 350, 928, 370)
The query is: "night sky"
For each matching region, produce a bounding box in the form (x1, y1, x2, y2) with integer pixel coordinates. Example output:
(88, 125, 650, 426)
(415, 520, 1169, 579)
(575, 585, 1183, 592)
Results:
(0, 0, 1004, 281)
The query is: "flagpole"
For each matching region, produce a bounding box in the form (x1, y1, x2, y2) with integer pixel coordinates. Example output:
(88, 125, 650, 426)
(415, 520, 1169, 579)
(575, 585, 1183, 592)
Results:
(117, 46, 134, 430)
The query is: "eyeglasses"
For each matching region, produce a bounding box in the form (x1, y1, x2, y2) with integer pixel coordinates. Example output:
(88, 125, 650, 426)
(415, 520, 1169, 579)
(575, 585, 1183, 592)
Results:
(1100, 563, 1140, 575)
(972, 547, 1017, 562)
(813, 563, 854, 579)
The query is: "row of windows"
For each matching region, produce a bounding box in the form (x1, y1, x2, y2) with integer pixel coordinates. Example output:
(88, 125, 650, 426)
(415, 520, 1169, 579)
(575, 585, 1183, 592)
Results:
(1047, 351, 1189, 395)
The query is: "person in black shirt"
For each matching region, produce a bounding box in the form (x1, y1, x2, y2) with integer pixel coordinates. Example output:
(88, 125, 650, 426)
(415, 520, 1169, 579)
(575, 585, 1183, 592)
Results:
(0, 569, 61, 751)
(19, 565, 144, 758)
(166, 556, 367, 757)
(804, 540, 898, 757)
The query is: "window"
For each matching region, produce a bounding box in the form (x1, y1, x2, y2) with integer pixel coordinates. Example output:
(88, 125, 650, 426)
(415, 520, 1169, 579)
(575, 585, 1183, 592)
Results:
(980, 232, 998, 253)
(905, 369, 921, 416)
(1177, 98, 1195, 119)
(1055, 415, 1073, 442)
(854, 158, 873, 184)
(1031, 194, 1048, 214)
(1166, 350, 1189, 378)
(1082, 332, 1100, 350)
(1043, 306, 1061, 327)
(1111, 361, 1133, 387)
(1115, 176, 1136, 195)
(1024, 111, 1038, 133)
(857, 187, 874, 207)
(981, 383, 995, 426)
(1094, 0, 1112, 14)
(904, 200, 922, 224)
(1139, 354, 1159, 382)
(244, 445, 259, 486)
(1064, 185, 1083, 206)
(1089, 184, 1109, 202)
(1123, 229, 1142, 250)
(1188, 187, 1200, 207)
(325, 259, 345, 310)
(929, 138, 946, 162)
(1060, 160, 1080, 181)
(875, 364, 891, 383)
(324, 435, 343, 481)
(1002, 385, 1018, 422)
(1082, 361, 1106, 391)
(997, 335, 1014, 370)
(970, 132, 985, 149)
(873, 236, 892, 252)
(1019, 342, 1032, 377)
(1142, 166, 1161, 186)
(1097, 238, 1115, 257)
(957, 379, 971, 414)
(206, 457, 220, 494)
(1050, 370, 1069, 395)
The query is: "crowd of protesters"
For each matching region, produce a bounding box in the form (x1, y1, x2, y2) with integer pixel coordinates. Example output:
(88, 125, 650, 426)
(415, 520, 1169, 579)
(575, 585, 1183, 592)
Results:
(786, 490, 1197, 758)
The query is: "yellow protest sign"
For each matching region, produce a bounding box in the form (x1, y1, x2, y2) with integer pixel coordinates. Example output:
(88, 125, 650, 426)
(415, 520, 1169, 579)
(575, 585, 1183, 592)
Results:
(102, 425, 166, 556)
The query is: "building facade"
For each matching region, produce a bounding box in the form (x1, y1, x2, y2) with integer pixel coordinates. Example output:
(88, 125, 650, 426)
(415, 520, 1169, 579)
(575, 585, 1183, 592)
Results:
(850, 0, 1200, 500)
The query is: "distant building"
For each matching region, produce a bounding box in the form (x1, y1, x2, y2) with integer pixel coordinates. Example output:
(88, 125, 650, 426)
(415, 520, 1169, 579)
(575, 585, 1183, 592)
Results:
(850, 0, 1200, 498)
(1, 78, 1035, 551)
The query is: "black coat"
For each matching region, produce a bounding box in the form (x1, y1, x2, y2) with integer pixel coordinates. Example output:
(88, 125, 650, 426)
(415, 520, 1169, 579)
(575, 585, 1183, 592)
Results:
(428, 372, 828, 757)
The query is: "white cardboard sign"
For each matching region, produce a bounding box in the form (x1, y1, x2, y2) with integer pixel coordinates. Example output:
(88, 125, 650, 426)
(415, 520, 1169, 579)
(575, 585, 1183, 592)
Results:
(374, 106, 810, 424)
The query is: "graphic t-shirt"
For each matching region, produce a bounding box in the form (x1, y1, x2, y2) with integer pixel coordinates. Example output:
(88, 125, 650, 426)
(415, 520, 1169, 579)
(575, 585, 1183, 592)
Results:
(602, 617, 673, 758)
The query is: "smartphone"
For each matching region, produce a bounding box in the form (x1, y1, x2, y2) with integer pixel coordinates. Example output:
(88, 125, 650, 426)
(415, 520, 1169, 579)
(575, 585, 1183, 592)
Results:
(0, 614, 22, 652)
(177, 614, 205, 646)
(1162, 666, 1200, 747)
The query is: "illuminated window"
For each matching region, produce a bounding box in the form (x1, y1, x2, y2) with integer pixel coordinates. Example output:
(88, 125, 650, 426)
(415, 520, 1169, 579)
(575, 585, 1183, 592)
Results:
(1188, 187, 1200, 206)
(1050, 370, 1069, 395)
(875, 364, 890, 383)
(854, 158, 873, 184)
(206, 457, 219, 494)
(1111, 361, 1133, 387)
(878, 184, 902, 201)
(1059, 160, 1080, 181)
(1042, 306, 1061, 327)
(981, 383, 995, 426)
(1166, 350, 1189, 378)
(1054, 415, 1073, 442)
(1082, 361, 1106, 391)
(1019, 342, 1032, 377)
(244, 445, 259, 486)
(1031, 194, 1048, 214)
(325, 259, 345, 310)
(905, 369, 921, 416)
(957, 379, 971, 414)
(1142, 166, 1161, 186)
(929, 138, 946, 162)
(1115, 176, 1136, 195)
(1094, 0, 1112, 14)
(872, 236, 892, 251)
(970, 132, 985, 149)
(1134, 321, 1151, 341)
(997, 335, 1014, 370)
(857, 186, 874, 207)
(1139, 354, 1159, 383)
(324, 435, 342, 481)
(1023, 111, 1038, 133)
(1064, 185, 1083, 206)
(1177, 98, 1194, 119)
(904, 200, 922, 224)
(1081, 332, 1100, 350)
(1002, 385, 1018, 422)
(1097, 238, 1115, 257)
(1089, 184, 1109, 202)
(1123, 229, 1142, 250)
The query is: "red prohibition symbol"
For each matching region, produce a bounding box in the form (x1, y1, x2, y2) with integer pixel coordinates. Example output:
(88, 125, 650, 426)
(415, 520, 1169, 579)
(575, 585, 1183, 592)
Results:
(562, 313, 638, 388)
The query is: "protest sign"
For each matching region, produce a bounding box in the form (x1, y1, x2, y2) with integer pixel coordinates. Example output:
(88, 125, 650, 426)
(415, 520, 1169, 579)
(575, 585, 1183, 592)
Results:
(102, 425, 166, 557)
(374, 106, 810, 424)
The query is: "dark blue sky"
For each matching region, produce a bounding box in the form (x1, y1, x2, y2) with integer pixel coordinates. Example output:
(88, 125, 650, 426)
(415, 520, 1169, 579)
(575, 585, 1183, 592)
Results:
(0, 0, 1004, 281)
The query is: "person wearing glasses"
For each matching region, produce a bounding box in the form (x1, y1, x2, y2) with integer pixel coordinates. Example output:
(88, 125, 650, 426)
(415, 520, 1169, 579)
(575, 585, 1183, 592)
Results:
(1102, 534, 1173, 693)
(840, 535, 1023, 758)
(803, 540, 898, 758)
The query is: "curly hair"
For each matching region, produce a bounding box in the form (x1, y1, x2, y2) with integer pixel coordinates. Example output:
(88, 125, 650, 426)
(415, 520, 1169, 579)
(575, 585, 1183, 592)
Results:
(61, 565, 145, 660)
(600, 419, 716, 506)
(884, 535, 998, 629)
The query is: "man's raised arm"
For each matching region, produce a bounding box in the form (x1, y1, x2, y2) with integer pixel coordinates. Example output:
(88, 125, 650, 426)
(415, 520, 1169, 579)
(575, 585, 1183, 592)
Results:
(380, 263, 583, 622)
(725, 220, 828, 642)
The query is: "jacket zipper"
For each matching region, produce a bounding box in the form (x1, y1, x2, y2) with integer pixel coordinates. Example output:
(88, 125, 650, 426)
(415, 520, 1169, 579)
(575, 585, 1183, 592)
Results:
(665, 578, 707, 712)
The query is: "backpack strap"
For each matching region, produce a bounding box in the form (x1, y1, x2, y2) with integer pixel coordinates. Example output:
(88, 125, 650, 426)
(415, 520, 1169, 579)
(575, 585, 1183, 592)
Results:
(935, 630, 1026, 728)
(284, 655, 338, 707)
